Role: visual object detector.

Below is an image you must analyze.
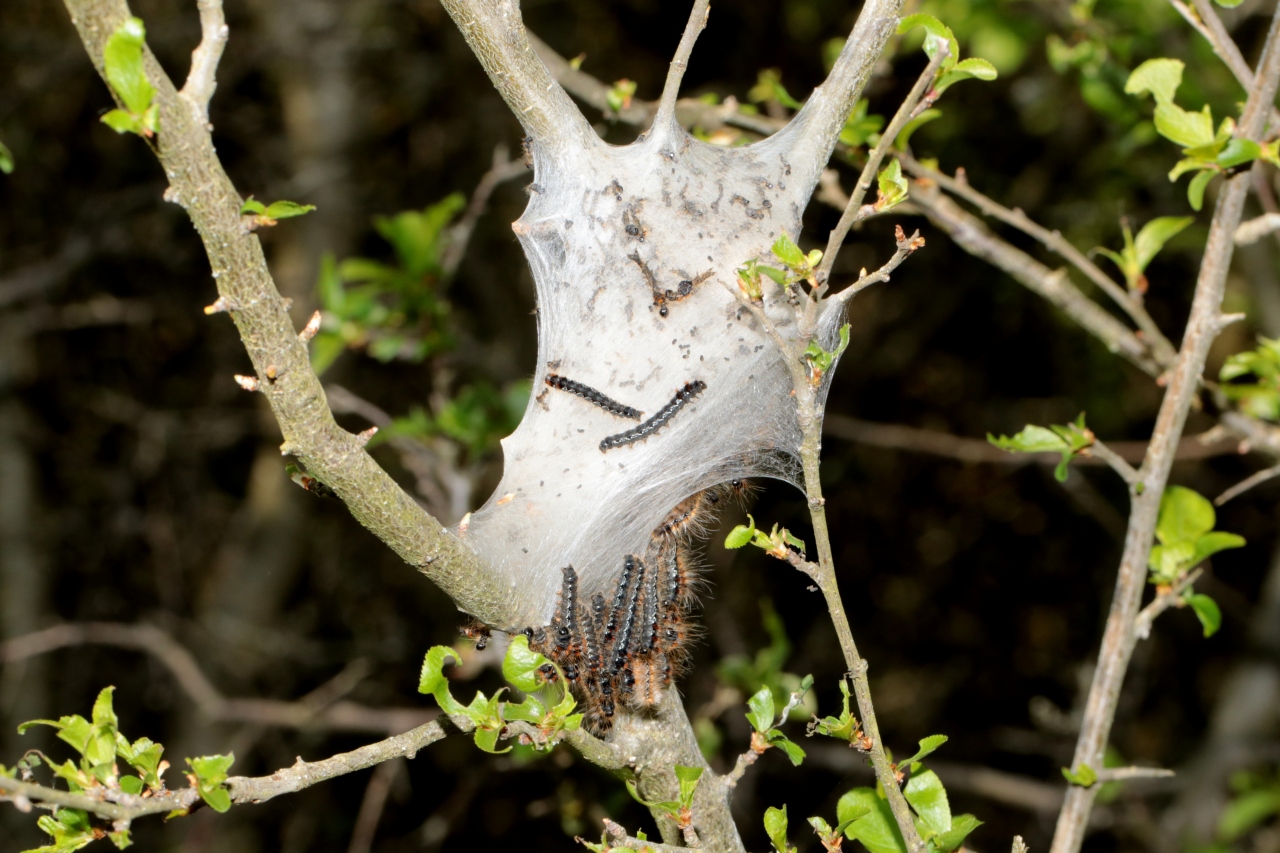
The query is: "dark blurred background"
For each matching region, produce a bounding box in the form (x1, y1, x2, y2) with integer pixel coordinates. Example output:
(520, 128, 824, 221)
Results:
(2, 0, 1280, 851)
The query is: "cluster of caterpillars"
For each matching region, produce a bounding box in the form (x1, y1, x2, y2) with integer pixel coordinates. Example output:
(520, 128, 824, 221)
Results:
(522, 480, 750, 736)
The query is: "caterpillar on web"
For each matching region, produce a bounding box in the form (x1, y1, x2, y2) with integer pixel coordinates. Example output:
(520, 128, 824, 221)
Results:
(545, 374, 643, 421)
(599, 380, 706, 451)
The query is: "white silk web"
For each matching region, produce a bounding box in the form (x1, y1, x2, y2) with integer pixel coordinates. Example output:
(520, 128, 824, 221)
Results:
(459, 119, 846, 631)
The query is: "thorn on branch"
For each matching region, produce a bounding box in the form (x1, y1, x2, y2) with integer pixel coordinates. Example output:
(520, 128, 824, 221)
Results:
(203, 295, 236, 315)
(355, 426, 378, 446)
(299, 310, 322, 343)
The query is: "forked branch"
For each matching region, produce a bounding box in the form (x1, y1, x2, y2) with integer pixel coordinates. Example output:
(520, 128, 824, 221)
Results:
(652, 0, 711, 130)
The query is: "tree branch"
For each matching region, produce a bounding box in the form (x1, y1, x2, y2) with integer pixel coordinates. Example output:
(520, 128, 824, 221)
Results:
(1050, 7, 1280, 851)
(60, 0, 514, 628)
(435, 0, 597, 154)
(1135, 568, 1205, 641)
(818, 49, 947, 281)
(907, 180, 1163, 376)
(900, 154, 1177, 368)
(653, 0, 710, 131)
(0, 721, 447, 821)
(178, 0, 228, 123)
(828, 226, 925, 306)
(0, 622, 434, 735)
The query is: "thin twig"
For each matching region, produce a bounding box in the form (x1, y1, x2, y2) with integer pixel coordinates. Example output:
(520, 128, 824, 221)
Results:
(345, 759, 401, 853)
(653, 0, 710, 129)
(1093, 766, 1176, 782)
(1216, 462, 1280, 505)
(442, 146, 529, 277)
(1083, 439, 1142, 487)
(178, 0, 228, 122)
(601, 819, 689, 853)
(0, 622, 432, 735)
(900, 153, 1177, 367)
(1050, 8, 1280, 852)
(0, 721, 447, 822)
(818, 48, 947, 282)
(829, 226, 925, 305)
(1234, 213, 1280, 245)
(724, 749, 761, 789)
(1135, 568, 1205, 641)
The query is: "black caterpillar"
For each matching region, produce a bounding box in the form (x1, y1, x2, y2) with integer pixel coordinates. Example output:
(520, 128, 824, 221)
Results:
(545, 374, 643, 421)
(599, 380, 706, 451)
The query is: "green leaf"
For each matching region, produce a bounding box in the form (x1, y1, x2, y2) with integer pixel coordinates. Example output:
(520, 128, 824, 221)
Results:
(772, 234, 805, 269)
(674, 765, 703, 809)
(33, 809, 96, 853)
(747, 685, 776, 732)
(1191, 531, 1246, 567)
(895, 109, 941, 150)
(1154, 102, 1215, 148)
(262, 200, 316, 220)
(936, 57, 998, 94)
(764, 805, 793, 853)
(988, 424, 1068, 454)
(1188, 169, 1215, 212)
(876, 159, 908, 210)
(769, 733, 807, 766)
(625, 779, 682, 820)
(725, 517, 757, 549)
(1133, 217, 1193, 271)
(933, 814, 983, 852)
(103, 17, 155, 117)
(838, 788, 906, 853)
(1218, 138, 1261, 169)
(1218, 788, 1280, 841)
(502, 633, 552, 693)
(417, 646, 468, 716)
(810, 679, 859, 742)
(472, 726, 507, 754)
(904, 770, 951, 834)
(187, 753, 234, 813)
(0, 139, 13, 174)
(896, 14, 960, 71)
(900, 734, 949, 767)
(1187, 593, 1223, 637)
(1062, 763, 1098, 787)
(239, 198, 267, 215)
(118, 775, 144, 795)
(1125, 58, 1185, 105)
(100, 109, 141, 135)
(108, 827, 132, 850)
(1156, 486, 1216, 545)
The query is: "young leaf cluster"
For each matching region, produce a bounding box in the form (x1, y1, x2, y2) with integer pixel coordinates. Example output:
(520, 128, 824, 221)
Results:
(312, 196, 465, 372)
(626, 766, 703, 836)
(1149, 486, 1244, 636)
(417, 636, 582, 754)
(987, 414, 1094, 482)
(744, 676, 814, 767)
(14, 687, 234, 852)
(1220, 337, 1280, 421)
(1126, 59, 1279, 211)
(100, 18, 157, 138)
(239, 197, 316, 231)
(725, 513, 806, 560)
(1095, 216, 1192, 295)
(895, 15, 998, 95)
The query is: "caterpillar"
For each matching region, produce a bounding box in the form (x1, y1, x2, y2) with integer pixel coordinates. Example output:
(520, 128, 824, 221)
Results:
(458, 620, 492, 650)
(554, 565, 578, 655)
(609, 556, 646, 675)
(545, 374, 642, 421)
(600, 380, 706, 451)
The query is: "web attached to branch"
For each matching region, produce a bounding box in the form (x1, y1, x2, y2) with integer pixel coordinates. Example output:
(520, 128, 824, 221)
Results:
(459, 121, 845, 631)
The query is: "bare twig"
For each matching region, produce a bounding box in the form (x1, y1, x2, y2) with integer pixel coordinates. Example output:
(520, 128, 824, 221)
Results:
(1094, 766, 1176, 782)
(345, 759, 401, 853)
(900, 154, 1177, 367)
(908, 180, 1163, 376)
(61, 0, 511, 627)
(442, 146, 529, 277)
(1216, 462, 1280, 505)
(1083, 440, 1142, 487)
(724, 749, 761, 789)
(1234, 213, 1280, 245)
(1050, 8, 1280, 852)
(601, 819, 689, 853)
(818, 49, 947, 281)
(829, 226, 925, 305)
(178, 0, 228, 122)
(0, 622, 432, 735)
(1135, 568, 1205, 640)
(653, 0, 710, 129)
(0, 721, 447, 822)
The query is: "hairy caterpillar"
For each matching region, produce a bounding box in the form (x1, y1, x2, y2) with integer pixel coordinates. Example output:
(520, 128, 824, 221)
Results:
(545, 374, 643, 421)
(599, 380, 706, 451)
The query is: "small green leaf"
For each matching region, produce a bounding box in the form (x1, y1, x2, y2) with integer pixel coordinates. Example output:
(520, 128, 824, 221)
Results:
(903, 769, 951, 834)
(418, 646, 468, 716)
(769, 732, 807, 766)
(502, 633, 552, 693)
(747, 686, 776, 732)
(876, 160, 908, 210)
(725, 516, 757, 549)
(896, 14, 960, 71)
(108, 827, 133, 850)
(187, 753, 235, 813)
(988, 424, 1068, 454)
(1218, 138, 1261, 169)
(1155, 102, 1215, 148)
(1187, 593, 1222, 637)
(895, 109, 941, 150)
(1133, 216, 1193, 271)
(933, 814, 983, 852)
(1156, 486, 1216, 545)
(118, 775, 144, 795)
(625, 780, 682, 820)
(0, 140, 13, 174)
(1062, 763, 1098, 787)
(764, 805, 793, 853)
(1125, 58, 1185, 105)
(772, 234, 805, 268)
(262, 200, 316, 220)
(100, 109, 141, 135)
(103, 17, 155, 117)
(239, 197, 267, 215)
(936, 57, 998, 94)
(1188, 169, 1215, 212)
(472, 726, 508, 754)
(838, 788, 906, 853)
(900, 734, 949, 767)
(675, 765, 704, 809)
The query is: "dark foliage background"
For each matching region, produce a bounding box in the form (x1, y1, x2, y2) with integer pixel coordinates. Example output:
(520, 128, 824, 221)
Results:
(2, 0, 1279, 851)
